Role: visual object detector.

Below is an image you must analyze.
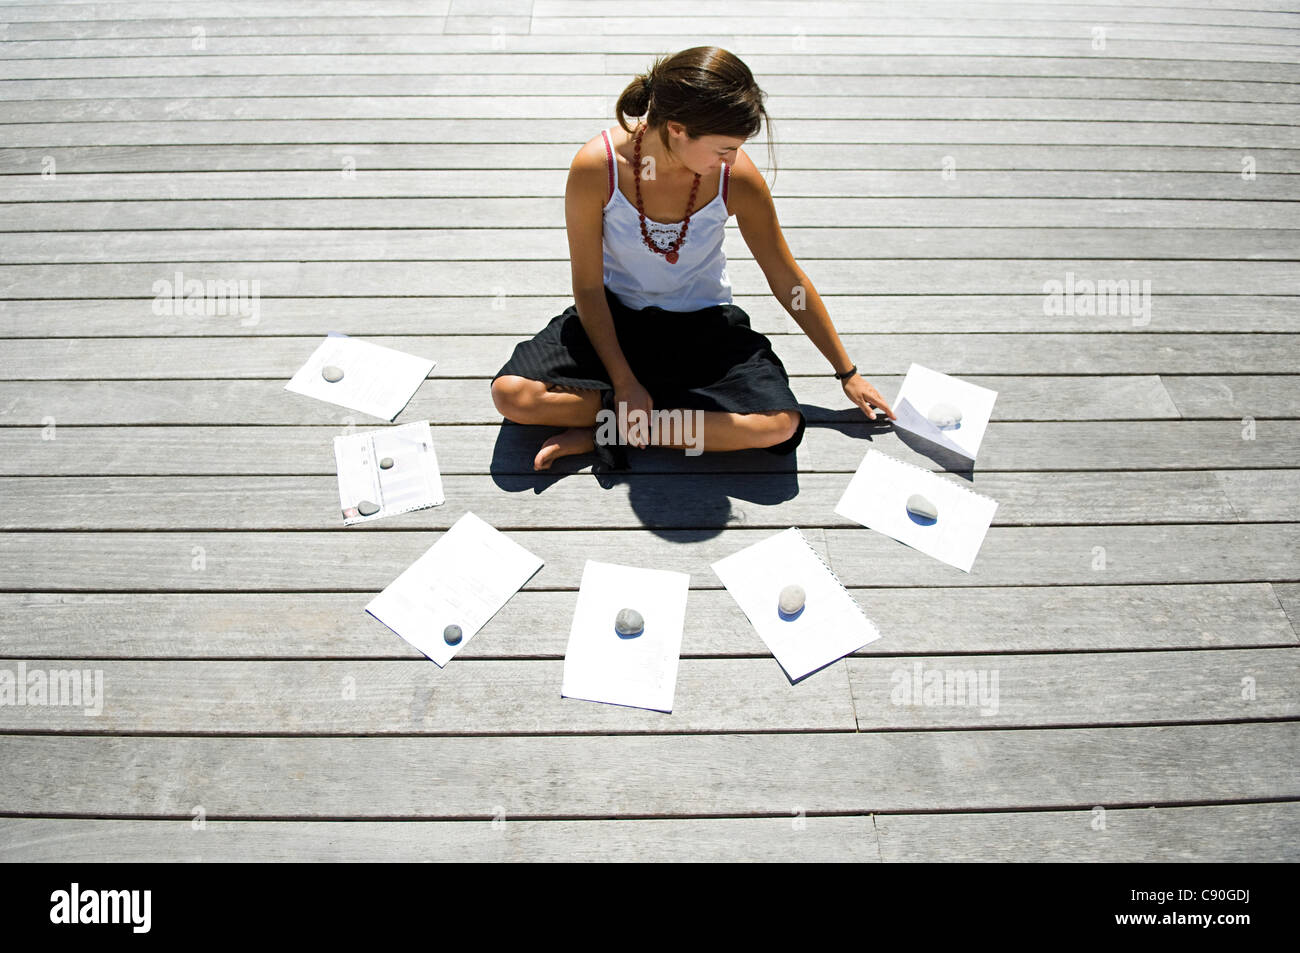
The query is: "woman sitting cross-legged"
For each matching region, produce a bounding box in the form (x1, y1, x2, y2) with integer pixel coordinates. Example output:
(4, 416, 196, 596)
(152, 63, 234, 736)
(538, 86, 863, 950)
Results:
(491, 45, 895, 472)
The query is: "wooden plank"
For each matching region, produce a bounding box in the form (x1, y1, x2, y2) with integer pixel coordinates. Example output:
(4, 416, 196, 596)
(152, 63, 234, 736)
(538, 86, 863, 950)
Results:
(1, 0, 1295, 23)
(7, 421, 1286, 477)
(4, 229, 1296, 264)
(0, 3, 1291, 39)
(875, 803, 1300, 862)
(4, 143, 1299, 177)
(2, 118, 1294, 147)
(1, 724, 1295, 816)
(3, 260, 1293, 297)
(1272, 584, 1300, 642)
(4, 295, 1296, 337)
(0, 377, 1183, 426)
(2, 75, 1296, 105)
(0, 659, 858, 734)
(822, 523, 1299, 588)
(1163, 376, 1300, 419)
(0, 471, 1250, 531)
(5, 198, 1293, 231)
(0, 815, 878, 862)
(4, 17, 1297, 53)
(0, 2, 453, 20)
(0, 524, 1294, 590)
(0, 34, 1295, 63)
(845, 648, 1300, 729)
(2, 49, 1293, 82)
(1215, 470, 1300, 521)
(46, 168, 1295, 200)
(4, 584, 1292, 659)
(5, 335, 1293, 380)
(4, 96, 1295, 126)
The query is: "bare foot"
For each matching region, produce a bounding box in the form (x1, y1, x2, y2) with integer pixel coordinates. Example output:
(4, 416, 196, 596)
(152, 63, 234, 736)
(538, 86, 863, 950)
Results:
(534, 427, 596, 471)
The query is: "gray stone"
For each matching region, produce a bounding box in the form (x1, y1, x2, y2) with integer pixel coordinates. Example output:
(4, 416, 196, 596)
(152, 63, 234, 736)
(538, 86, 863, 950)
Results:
(356, 500, 380, 517)
(379, 457, 394, 469)
(778, 584, 806, 616)
(906, 493, 939, 521)
(615, 608, 644, 637)
(321, 365, 345, 383)
(926, 402, 962, 430)
(443, 624, 462, 645)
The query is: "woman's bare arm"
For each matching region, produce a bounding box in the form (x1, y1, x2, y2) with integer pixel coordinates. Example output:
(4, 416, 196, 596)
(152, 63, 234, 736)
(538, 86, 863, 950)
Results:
(729, 149, 895, 421)
(564, 138, 654, 445)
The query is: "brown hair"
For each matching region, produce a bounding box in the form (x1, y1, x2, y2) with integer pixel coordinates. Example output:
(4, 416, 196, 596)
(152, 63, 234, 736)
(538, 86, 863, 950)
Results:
(614, 46, 777, 186)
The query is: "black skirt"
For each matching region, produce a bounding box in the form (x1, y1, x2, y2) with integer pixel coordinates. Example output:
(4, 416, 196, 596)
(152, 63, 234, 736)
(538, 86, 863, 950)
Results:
(492, 285, 806, 468)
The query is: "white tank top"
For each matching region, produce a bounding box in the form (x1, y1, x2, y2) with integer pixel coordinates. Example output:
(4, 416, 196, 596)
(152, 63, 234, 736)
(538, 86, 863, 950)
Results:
(599, 127, 733, 312)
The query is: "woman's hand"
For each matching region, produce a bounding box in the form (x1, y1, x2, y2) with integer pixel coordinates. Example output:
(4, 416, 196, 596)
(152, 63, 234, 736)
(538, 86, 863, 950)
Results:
(614, 377, 655, 448)
(843, 373, 895, 421)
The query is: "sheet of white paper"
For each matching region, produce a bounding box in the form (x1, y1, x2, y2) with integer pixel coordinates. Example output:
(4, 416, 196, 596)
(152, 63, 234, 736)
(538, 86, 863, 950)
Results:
(711, 527, 881, 682)
(835, 450, 998, 573)
(333, 420, 445, 524)
(560, 560, 688, 713)
(286, 332, 435, 421)
(892, 364, 998, 463)
(365, 512, 543, 667)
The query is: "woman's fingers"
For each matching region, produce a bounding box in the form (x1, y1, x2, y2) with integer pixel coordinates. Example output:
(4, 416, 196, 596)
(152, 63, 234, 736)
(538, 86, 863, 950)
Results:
(845, 377, 897, 421)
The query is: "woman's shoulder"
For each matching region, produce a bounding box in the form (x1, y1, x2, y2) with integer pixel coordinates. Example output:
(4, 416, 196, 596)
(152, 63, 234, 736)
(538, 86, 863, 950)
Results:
(569, 128, 618, 198)
(723, 147, 770, 218)
(572, 127, 618, 172)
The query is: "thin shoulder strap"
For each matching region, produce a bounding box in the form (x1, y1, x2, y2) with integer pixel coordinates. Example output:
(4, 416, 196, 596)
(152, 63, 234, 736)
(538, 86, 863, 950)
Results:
(600, 129, 616, 204)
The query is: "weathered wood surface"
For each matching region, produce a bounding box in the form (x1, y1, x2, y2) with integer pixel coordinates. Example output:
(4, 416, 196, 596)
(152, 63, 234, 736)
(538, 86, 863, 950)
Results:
(3, 296, 1296, 336)
(4, 198, 1293, 231)
(1, 649, 1294, 733)
(1, 0, 1295, 862)
(3, 420, 1295, 475)
(2, 724, 1295, 817)
(0, 816, 879, 863)
(3, 334, 1296, 378)
(874, 802, 1300, 863)
(3, 584, 1293, 658)
(0, 376, 1185, 424)
(4, 260, 1295, 296)
(2, 803, 1293, 862)
(6, 230, 1298, 263)
(6, 470, 1298, 530)
(2, 524, 1295, 590)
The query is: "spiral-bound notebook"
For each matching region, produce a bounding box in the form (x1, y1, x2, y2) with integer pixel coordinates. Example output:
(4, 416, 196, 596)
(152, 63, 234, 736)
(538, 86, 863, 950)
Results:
(712, 527, 881, 682)
(333, 420, 445, 525)
(835, 449, 998, 573)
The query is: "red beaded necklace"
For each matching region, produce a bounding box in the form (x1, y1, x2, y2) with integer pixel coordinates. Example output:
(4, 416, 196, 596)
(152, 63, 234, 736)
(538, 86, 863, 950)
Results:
(632, 123, 700, 265)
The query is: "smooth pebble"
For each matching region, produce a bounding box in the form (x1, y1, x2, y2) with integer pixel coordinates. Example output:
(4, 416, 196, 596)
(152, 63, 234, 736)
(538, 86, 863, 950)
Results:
(443, 624, 462, 645)
(778, 584, 806, 616)
(926, 402, 962, 430)
(615, 608, 645, 637)
(321, 365, 345, 383)
(379, 457, 394, 470)
(356, 500, 380, 517)
(906, 493, 939, 521)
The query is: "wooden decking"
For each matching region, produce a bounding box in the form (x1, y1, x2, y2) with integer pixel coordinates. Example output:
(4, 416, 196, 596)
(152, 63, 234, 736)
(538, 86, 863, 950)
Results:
(1, 0, 1298, 862)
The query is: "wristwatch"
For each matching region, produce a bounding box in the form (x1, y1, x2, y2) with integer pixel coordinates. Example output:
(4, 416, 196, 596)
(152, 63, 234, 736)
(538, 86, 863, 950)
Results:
(832, 364, 858, 381)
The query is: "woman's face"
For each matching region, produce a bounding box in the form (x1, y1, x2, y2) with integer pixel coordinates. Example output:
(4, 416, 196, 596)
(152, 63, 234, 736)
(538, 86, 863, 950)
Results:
(663, 122, 745, 175)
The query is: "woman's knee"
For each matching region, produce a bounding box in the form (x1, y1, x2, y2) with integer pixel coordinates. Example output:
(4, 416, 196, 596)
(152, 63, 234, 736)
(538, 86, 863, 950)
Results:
(491, 375, 540, 421)
(754, 409, 801, 448)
